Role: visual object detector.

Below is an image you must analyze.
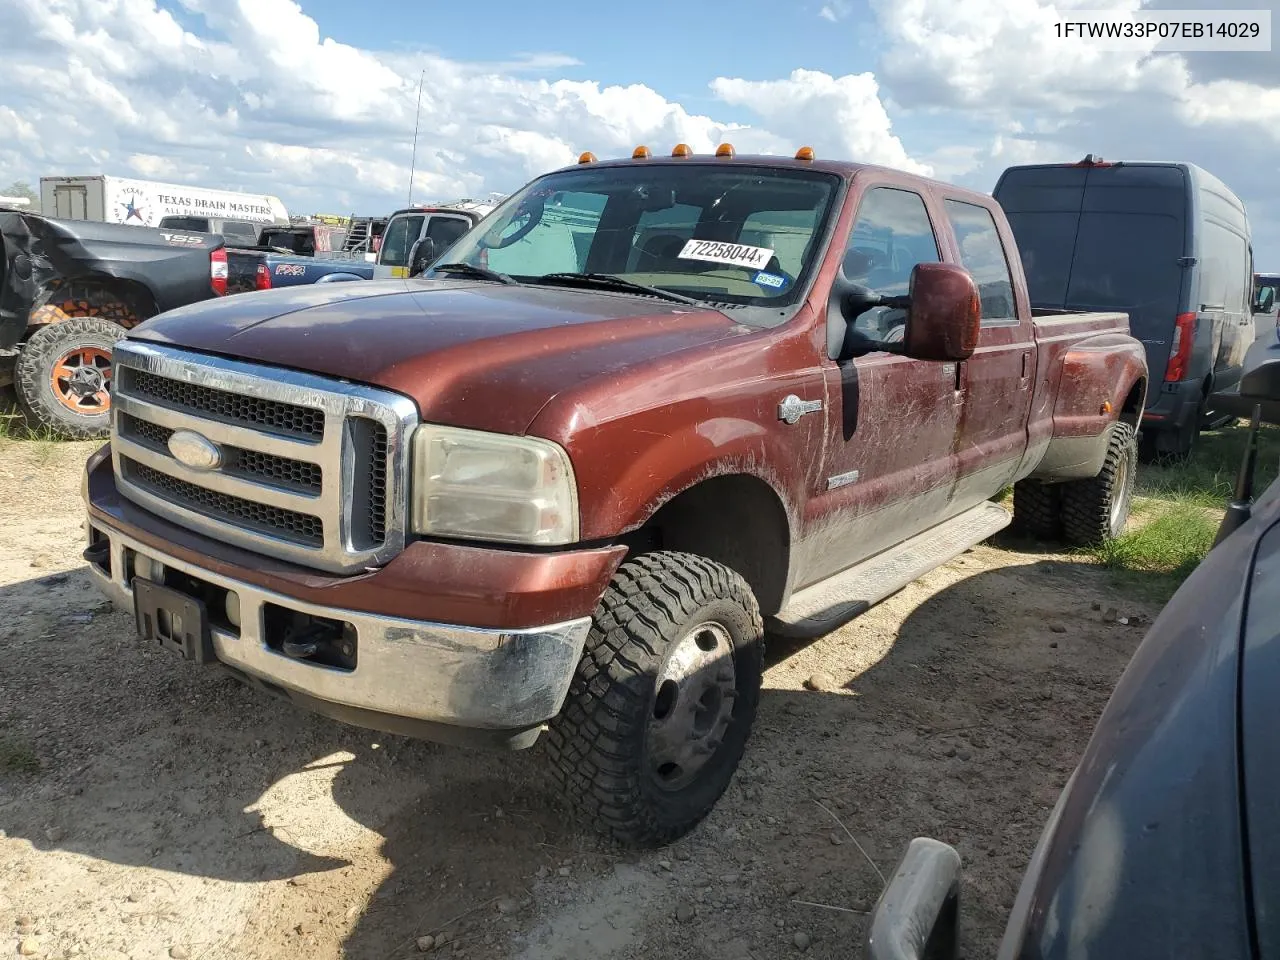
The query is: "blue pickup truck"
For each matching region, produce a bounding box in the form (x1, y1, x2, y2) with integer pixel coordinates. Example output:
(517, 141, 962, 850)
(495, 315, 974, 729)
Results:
(226, 246, 372, 292)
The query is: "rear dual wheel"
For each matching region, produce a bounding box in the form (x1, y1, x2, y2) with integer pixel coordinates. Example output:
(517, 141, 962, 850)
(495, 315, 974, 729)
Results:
(1012, 420, 1138, 547)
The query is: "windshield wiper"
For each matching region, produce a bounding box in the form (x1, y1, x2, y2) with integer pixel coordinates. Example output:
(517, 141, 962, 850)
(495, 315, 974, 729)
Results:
(429, 262, 517, 285)
(531, 272, 701, 306)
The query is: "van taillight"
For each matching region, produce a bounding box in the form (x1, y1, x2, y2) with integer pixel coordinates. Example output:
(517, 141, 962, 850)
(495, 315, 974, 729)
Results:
(1164, 312, 1196, 382)
(210, 247, 228, 296)
(255, 263, 272, 290)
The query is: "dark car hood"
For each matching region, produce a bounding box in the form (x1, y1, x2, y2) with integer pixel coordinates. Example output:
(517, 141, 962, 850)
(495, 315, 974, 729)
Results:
(126, 279, 747, 434)
(998, 477, 1280, 960)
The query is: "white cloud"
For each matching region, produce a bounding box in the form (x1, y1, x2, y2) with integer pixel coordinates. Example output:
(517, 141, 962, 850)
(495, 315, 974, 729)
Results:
(712, 70, 931, 175)
(819, 1, 854, 22)
(872, 0, 1280, 133)
(869, 0, 1280, 261)
(0, 0, 924, 220)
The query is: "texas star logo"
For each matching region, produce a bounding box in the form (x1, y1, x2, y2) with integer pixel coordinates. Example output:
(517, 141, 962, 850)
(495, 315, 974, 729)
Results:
(120, 197, 146, 223)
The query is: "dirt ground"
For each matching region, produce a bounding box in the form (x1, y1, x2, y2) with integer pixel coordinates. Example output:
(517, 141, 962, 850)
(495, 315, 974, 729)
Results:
(0, 439, 1163, 960)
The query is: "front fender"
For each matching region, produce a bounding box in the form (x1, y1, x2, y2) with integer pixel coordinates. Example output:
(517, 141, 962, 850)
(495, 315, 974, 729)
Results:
(611, 417, 797, 535)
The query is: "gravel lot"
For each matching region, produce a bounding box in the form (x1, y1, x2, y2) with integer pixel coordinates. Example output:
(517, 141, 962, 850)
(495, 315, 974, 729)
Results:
(0, 438, 1161, 960)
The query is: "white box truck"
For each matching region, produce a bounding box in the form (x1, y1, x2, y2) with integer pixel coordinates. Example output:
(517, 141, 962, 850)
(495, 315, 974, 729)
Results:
(39, 175, 289, 229)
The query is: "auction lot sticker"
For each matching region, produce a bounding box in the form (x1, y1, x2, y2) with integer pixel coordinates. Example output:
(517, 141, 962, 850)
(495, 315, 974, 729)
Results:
(678, 239, 774, 270)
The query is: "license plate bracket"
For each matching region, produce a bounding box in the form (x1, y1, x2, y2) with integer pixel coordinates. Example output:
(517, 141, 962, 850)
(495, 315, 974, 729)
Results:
(133, 578, 215, 665)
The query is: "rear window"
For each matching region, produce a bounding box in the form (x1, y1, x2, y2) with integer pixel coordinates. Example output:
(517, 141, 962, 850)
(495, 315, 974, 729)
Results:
(219, 220, 259, 246)
(158, 216, 210, 232)
(995, 164, 1187, 309)
(1064, 212, 1184, 310)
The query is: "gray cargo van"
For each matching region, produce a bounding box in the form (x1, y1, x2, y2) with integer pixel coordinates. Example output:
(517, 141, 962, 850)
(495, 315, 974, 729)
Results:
(993, 157, 1254, 459)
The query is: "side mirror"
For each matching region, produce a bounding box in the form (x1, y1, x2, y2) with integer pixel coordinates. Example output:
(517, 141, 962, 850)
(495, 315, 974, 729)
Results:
(1212, 357, 1280, 546)
(1212, 357, 1280, 426)
(408, 238, 438, 277)
(1256, 290, 1275, 314)
(901, 262, 982, 362)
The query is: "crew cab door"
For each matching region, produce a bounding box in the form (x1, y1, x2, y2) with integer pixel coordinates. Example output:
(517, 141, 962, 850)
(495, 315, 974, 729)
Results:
(936, 197, 1035, 506)
(801, 184, 964, 587)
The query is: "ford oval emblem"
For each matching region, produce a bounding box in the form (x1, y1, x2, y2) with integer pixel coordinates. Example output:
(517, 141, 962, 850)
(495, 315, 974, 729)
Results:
(167, 429, 223, 471)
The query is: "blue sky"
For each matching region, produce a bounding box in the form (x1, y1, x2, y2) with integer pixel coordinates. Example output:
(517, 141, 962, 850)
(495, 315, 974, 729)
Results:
(1, 0, 1277, 261)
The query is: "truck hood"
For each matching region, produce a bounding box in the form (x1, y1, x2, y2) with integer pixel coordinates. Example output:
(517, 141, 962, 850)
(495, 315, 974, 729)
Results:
(126, 279, 748, 434)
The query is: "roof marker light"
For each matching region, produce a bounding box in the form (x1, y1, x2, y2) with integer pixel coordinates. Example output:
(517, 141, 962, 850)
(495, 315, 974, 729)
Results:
(632, 145, 651, 159)
(795, 146, 815, 161)
(715, 143, 735, 158)
(671, 143, 693, 158)
(578, 151, 597, 164)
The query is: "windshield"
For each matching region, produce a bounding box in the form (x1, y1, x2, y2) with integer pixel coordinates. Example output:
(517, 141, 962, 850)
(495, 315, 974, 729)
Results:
(432, 164, 841, 323)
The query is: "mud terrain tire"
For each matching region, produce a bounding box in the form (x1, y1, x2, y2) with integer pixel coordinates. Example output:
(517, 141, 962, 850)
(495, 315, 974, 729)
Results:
(1060, 420, 1139, 546)
(1011, 480, 1062, 540)
(546, 551, 764, 847)
(16, 316, 125, 439)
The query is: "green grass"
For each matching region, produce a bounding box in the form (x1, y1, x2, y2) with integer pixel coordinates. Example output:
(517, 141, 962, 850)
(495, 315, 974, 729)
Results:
(1081, 421, 1280, 591)
(0, 734, 40, 774)
(1135, 422, 1280, 507)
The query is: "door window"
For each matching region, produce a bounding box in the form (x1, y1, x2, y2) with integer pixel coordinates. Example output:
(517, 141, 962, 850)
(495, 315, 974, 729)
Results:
(842, 187, 941, 342)
(943, 200, 1017, 325)
(380, 215, 426, 268)
(424, 215, 472, 257)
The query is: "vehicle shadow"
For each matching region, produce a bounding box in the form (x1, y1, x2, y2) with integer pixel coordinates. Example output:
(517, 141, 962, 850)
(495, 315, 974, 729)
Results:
(0, 549, 1165, 960)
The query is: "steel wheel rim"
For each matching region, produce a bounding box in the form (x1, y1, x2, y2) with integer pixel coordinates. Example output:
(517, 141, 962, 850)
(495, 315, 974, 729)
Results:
(645, 621, 737, 792)
(50, 346, 112, 413)
(1110, 448, 1132, 534)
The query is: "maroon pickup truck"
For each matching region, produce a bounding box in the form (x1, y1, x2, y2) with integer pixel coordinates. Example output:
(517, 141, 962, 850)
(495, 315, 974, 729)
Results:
(81, 146, 1148, 846)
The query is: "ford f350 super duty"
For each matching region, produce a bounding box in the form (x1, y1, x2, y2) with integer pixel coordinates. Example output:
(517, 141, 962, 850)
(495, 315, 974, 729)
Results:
(81, 145, 1148, 846)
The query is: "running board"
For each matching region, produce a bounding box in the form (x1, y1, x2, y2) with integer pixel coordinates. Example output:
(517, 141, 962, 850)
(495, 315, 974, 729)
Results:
(767, 501, 1011, 640)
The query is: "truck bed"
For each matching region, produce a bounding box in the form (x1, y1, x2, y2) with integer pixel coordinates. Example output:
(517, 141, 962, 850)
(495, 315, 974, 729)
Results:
(1030, 308, 1130, 339)
(225, 247, 374, 293)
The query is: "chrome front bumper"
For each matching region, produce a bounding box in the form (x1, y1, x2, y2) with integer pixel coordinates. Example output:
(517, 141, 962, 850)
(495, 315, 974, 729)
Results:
(85, 519, 593, 743)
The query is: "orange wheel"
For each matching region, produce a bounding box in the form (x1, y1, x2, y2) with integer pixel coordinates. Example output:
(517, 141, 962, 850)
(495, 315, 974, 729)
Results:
(49, 345, 113, 413)
(15, 316, 125, 440)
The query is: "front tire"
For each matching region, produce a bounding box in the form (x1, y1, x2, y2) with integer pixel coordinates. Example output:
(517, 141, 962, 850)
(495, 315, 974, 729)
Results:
(15, 317, 126, 439)
(545, 552, 764, 847)
(1060, 420, 1139, 546)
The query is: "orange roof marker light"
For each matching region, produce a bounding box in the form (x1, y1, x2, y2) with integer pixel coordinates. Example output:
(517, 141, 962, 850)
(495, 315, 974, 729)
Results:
(671, 143, 693, 158)
(578, 151, 597, 164)
(715, 143, 735, 158)
(632, 145, 652, 159)
(795, 146, 815, 161)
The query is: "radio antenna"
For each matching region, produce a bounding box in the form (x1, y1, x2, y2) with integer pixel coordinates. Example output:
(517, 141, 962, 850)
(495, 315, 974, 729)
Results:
(407, 69, 424, 204)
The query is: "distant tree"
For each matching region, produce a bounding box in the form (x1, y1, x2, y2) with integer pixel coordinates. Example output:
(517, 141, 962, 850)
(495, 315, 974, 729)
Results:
(1, 181, 38, 204)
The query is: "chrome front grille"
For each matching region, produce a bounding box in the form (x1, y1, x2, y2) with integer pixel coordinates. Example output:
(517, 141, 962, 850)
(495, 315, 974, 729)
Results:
(110, 340, 418, 575)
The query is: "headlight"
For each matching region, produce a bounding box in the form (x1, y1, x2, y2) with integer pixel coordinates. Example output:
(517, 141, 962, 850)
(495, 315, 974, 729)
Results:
(409, 425, 579, 545)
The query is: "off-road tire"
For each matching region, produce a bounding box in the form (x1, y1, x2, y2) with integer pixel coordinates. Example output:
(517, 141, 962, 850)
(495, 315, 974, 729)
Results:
(1011, 480, 1062, 540)
(1060, 420, 1138, 546)
(545, 551, 764, 847)
(15, 316, 126, 439)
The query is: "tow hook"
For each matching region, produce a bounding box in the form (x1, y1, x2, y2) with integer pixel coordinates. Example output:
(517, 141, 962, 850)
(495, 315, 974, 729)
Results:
(82, 541, 110, 565)
(281, 626, 328, 660)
